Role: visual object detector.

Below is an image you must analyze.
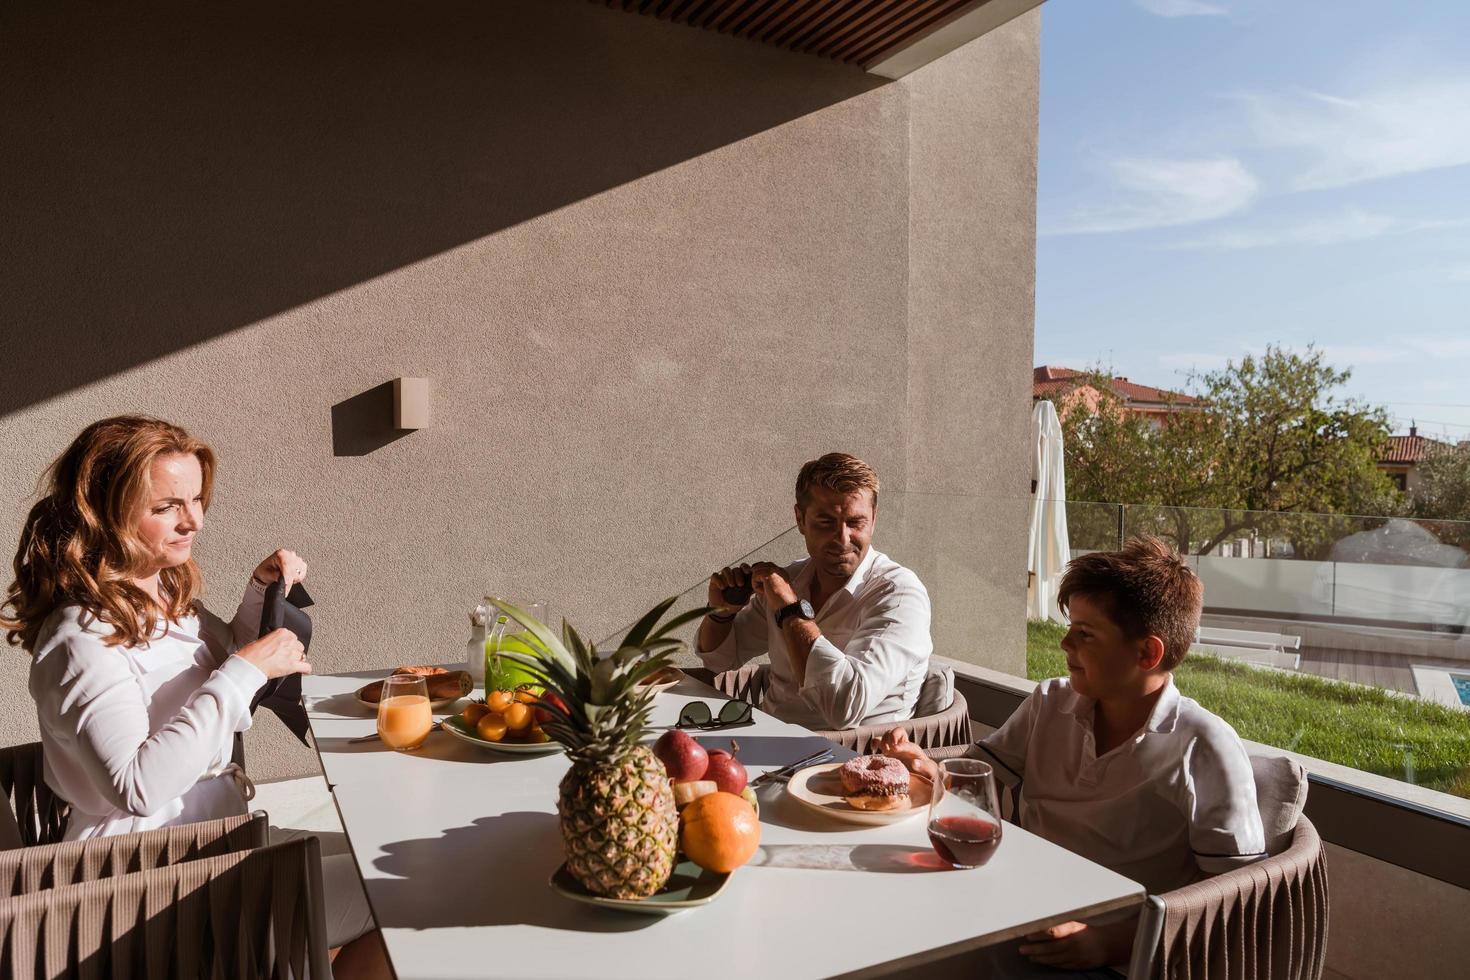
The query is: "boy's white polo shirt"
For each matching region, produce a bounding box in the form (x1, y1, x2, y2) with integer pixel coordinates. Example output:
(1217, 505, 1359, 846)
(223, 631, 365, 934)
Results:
(971, 675, 1266, 894)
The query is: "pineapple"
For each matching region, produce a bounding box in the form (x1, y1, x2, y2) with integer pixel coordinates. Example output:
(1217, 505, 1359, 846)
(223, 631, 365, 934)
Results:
(489, 596, 709, 899)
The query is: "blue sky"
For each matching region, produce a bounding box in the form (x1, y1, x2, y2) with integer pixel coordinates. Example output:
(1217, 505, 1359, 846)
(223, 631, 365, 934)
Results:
(1035, 0, 1470, 441)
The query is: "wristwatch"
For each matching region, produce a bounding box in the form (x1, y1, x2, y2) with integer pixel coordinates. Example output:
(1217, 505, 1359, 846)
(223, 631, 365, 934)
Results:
(775, 598, 815, 628)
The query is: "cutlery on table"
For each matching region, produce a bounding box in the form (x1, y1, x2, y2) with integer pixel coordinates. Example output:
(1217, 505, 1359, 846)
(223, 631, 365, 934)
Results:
(749, 748, 834, 787)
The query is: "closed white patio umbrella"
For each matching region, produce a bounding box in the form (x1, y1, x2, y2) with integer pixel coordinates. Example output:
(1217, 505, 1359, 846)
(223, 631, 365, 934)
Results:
(1028, 399, 1070, 623)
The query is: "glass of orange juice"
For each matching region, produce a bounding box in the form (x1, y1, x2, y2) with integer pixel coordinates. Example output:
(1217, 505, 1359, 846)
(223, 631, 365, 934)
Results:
(377, 675, 432, 751)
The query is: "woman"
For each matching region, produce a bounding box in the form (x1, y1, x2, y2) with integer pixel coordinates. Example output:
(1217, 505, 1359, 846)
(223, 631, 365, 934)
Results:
(3, 416, 387, 978)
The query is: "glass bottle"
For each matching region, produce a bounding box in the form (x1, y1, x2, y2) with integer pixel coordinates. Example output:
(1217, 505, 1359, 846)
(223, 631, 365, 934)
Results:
(465, 604, 489, 685)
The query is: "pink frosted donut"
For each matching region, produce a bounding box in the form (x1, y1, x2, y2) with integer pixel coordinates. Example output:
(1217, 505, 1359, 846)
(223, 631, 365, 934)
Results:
(838, 755, 910, 809)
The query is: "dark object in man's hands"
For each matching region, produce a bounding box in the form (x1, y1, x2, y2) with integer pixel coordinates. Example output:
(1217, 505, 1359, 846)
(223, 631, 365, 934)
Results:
(721, 584, 753, 606)
(720, 565, 754, 607)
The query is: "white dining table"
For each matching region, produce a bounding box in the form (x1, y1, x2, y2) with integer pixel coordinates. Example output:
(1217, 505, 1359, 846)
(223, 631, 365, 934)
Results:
(302, 669, 1144, 980)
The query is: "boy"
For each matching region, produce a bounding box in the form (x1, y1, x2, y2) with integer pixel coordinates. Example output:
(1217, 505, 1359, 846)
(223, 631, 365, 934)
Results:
(880, 536, 1265, 973)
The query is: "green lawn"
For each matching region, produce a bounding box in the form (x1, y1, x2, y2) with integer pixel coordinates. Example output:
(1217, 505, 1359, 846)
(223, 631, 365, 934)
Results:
(1026, 620, 1470, 800)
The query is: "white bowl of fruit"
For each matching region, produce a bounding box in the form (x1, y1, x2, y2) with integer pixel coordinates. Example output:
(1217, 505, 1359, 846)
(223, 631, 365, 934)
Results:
(439, 687, 567, 754)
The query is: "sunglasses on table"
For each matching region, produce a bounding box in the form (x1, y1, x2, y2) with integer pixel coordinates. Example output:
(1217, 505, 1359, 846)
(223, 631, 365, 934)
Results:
(676, 699, 754, 730)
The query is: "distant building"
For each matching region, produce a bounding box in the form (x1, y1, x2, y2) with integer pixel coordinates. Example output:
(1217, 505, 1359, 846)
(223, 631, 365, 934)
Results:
(1377, 426, 1453, 496)
(1032, 365, 1196, 429)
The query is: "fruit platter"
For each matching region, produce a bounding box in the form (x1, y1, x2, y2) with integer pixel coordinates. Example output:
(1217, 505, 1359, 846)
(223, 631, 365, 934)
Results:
(485, 597, 763, 913)
(438, 686, 567, 754)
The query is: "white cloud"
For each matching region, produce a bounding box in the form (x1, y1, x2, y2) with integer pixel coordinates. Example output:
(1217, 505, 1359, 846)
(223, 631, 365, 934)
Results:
(1408, 336, 1470, 358)
(1167, 210, 1467, 250)
(1135, 0, 1227, 16)
(1157, 351, 1234, 371)
(1239, 75, 1470, 190)
(1159, 344, 1403, 373)
(1317, 345, 1401, 367)
(1045, 156, 1259, 235)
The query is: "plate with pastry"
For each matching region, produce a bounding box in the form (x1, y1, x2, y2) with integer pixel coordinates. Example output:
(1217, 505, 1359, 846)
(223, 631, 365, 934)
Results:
(784, 755, 934, 826)
(635, 665, 685, 695)
(355, 667, 472, 711)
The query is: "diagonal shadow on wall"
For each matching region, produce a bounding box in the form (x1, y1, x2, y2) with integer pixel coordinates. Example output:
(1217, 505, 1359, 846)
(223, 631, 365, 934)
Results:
(0, 0, 883, 419)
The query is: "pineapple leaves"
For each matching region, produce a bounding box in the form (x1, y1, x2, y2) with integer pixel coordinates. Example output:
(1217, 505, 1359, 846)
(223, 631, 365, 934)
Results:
(619, 595, 679, 651)
(487, 596, 703, 764)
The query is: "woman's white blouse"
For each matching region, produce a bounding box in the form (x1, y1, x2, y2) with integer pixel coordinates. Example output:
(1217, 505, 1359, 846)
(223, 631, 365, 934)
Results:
(28, 583, 269, 840)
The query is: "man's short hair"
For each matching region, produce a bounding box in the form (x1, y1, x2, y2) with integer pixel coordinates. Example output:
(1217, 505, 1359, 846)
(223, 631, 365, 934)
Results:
(795, 453, 880, 511)
(1057, 535, 1202, 670)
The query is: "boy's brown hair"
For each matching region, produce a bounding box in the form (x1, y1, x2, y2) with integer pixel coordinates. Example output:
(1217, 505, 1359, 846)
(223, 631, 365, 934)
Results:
(1058, 535, 1203, 670)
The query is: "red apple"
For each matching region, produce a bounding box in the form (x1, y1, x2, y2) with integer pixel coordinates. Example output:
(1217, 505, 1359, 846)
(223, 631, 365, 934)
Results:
(704, 747, 747, 795)
(534, 691, 568, 725)
(653, 730, 708, 782)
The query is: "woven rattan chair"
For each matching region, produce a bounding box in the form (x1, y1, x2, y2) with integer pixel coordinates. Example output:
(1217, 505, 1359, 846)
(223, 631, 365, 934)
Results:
(0, 744, 69, 850)
(709, 663, 973, 753)
(1127, 757, 1329, 980)
(0, 835, 332, 979)
(0, 811, 268, 897)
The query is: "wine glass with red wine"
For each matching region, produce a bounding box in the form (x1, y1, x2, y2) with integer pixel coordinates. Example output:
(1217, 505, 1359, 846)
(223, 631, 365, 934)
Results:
(927, 759, 1003, 869)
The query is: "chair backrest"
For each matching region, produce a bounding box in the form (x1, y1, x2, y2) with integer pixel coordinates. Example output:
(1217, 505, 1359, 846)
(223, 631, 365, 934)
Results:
(0, 744, 70, 850)
(1250, 754, 1308, 856)
(1129, 815, 1329, 980)
(713, 664, 972, 753)
(712, 663, 771, 708)
(0, 811, 269, 897)
(0, 835, 332, 980)
(913, 666, 955, 717)
(816, 689, 972, 753)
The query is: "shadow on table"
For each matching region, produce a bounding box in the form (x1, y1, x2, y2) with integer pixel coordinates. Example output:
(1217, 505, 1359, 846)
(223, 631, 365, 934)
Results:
(690, 734, 837, 768)
(367, 812, 655, 933)
(311, 728, 532, 766)
(754, 783, 876, 836)
(752, 843, 951, 874)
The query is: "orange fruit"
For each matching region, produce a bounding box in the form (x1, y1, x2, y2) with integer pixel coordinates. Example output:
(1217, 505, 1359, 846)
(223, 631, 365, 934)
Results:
(680, 792, 760, 873)
(513, 687, 541, 705)
(502, 702, 533, 733)
(476, 714, 508, 742)
(486, 690, 514, 713)
(463, 703, 490, 725)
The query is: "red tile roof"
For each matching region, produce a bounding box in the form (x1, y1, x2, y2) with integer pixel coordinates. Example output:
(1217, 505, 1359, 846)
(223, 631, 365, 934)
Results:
(1380, 434, 1452, 464)
(1032, 366, 1197, 407)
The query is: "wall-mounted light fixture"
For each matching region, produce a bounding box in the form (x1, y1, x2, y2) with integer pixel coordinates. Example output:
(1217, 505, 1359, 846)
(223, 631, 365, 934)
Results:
(393, 377, 432, 430)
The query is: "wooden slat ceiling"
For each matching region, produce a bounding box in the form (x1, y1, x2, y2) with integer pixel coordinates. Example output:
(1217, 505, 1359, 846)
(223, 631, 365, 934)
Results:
(594, 0, 1035, 77)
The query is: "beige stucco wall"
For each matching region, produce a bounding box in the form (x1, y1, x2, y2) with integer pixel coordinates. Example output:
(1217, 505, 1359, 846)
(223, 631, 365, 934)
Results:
(0, 1, 1039, 779)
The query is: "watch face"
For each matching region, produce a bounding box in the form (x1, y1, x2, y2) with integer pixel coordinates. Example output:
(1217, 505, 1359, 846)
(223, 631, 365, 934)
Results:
(799, 599, 815, 619)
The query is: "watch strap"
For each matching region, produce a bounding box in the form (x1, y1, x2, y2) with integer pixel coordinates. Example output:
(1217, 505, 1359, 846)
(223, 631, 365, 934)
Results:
(775, 599, 813, 628)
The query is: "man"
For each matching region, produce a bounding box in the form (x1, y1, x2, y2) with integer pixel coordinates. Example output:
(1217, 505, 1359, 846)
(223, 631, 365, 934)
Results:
(696, 453, 932, 730)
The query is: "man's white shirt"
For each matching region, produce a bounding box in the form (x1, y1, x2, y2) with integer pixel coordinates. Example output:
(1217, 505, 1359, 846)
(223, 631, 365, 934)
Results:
(696, 548, 932, 730)
(972, 675, 1266, 894)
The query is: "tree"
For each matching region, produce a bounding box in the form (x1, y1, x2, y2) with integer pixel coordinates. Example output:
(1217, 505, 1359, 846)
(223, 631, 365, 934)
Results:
(1413, 443, 1470, 551)
(1415, 443, 1470, 522)
(1055, 369, 1222, 553)
(1054, 346, 1404, 556)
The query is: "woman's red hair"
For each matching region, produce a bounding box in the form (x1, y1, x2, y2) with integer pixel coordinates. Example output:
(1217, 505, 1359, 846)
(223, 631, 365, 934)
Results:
(3, 416, 216, 651)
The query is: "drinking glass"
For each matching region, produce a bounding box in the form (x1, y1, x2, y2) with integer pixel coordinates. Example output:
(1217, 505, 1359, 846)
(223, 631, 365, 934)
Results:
(927, 759, 1003, 868)
(377, 675, 432, 751)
